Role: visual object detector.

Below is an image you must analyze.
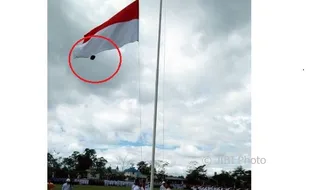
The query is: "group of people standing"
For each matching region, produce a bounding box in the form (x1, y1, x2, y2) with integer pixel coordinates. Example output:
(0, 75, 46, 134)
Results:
(48, 178, 175, 190)
(191, 185, 250, 190)
(160, 181, 173, 190)
(132, 179, 173, 190)
(132, 179, 149, 190)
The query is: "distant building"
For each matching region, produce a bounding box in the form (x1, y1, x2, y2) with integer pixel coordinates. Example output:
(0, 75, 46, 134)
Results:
(165, 177, 184, 184)
(111, 169, 121, 175)
(123, 167, 147, 179)
(86, 168, 100, 179)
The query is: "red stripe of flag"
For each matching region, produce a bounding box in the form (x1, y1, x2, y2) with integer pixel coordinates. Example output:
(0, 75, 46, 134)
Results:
(83, 0, 139, 43)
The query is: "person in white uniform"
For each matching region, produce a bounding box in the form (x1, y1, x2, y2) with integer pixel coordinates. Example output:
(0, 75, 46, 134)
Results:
(132, 179, 141, 190)
(164, 181, 172, 190)
(62, 178, 73, 190)
(160, 181, 166, 190)
(145, 182, 150, 190)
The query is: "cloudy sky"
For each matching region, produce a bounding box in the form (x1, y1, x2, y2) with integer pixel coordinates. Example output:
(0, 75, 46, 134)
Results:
(48, 0, 251, 176)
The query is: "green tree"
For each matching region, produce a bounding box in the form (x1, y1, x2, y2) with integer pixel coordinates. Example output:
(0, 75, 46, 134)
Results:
(155, 160, 169, 181)
(232, 166, 246, 188)
(48, 152, 61, 178)
(47, 148, 108, 178)
(94, 157, 108, 179)
(186, 164, 208, 184)
(137, 161, 152, 175)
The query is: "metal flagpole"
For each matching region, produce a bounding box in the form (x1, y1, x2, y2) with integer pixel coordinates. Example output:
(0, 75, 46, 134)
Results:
(150, 0, 163, 190)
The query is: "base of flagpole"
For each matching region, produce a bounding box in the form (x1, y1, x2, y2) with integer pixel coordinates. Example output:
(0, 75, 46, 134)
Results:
(90, 55, 96, 60)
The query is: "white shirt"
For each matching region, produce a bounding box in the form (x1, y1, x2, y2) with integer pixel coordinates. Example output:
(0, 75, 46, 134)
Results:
(62, 183, 72, 190)
(145, 184, 150, 190)
(160, 185, 166, 190)
(133, 185, 141, 190)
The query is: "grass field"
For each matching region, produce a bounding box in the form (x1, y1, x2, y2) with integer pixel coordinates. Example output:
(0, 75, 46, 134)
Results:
(53, 185, 160, 190)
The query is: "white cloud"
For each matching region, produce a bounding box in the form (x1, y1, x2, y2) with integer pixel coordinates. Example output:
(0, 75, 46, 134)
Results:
(48, 0, 251, 175)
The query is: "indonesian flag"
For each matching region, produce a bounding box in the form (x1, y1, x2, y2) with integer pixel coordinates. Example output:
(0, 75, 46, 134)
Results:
(73, 0, 139, 59)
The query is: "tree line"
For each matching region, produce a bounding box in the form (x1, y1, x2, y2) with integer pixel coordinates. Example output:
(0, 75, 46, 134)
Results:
(48, 148, 251, 188)
(186, 162, 251, 188)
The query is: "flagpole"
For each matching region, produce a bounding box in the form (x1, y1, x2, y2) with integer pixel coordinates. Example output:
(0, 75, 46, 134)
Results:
(150, 0, 163, 190)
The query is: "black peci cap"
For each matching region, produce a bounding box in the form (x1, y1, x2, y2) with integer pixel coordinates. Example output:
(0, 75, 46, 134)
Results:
(90, 55, 96, 60)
